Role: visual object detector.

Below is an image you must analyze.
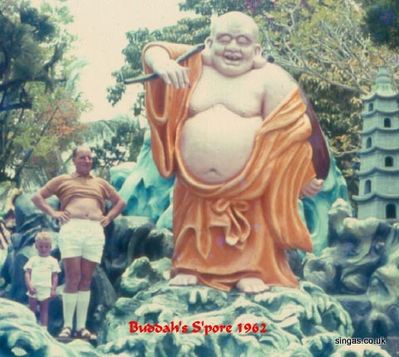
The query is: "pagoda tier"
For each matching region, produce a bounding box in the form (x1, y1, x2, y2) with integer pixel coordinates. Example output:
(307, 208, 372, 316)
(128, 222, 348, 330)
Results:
(354, 67, 399, 221)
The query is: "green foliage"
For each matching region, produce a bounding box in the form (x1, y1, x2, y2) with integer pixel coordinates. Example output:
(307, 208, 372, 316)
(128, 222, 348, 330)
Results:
(0, 0, 82, 185)
(89, 116, 145, 180)
(19, 6, 55, 41)
(361, 0, 399, 49)
(180, 0, 274, 16)
(107, 17, 210, 106)
(257, 0, 397, 196)
(108, 0, 398, 197)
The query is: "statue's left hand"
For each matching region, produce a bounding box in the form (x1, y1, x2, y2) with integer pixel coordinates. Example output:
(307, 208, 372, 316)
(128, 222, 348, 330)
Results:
(153, 59, 190, 89)
(301, 178, 324, 197)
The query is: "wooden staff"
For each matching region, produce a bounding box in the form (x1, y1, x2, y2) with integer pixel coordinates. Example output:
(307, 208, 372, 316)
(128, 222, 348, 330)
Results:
(123, 44, 205, 85)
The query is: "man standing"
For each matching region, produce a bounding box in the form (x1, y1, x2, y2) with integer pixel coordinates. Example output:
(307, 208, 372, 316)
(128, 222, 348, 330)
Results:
(142, 12, 326, 293)
(32, 145, 125, 340)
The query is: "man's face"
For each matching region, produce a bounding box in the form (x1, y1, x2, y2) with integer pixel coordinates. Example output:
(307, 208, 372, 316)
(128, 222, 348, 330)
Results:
(73, 147, 93, 175)
(36, 240, 52, 257)
(208, 19, 260, 77)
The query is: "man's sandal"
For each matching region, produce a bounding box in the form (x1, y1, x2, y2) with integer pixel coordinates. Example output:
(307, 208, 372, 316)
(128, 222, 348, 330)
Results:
(58, 327, 72, 339)
(75, 328, 97, 341)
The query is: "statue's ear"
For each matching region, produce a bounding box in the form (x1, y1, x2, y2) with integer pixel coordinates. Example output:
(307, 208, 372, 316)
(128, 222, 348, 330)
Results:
(202, 37, 213, 65)
(254, 44, 261, 56)
(253, 44, 267, 69)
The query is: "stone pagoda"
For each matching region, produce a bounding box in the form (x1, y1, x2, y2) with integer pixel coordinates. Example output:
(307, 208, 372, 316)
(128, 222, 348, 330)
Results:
(353, 68, 399, 222)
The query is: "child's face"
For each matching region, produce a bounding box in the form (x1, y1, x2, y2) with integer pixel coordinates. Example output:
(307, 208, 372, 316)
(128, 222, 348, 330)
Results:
(36, 240, 52, 257)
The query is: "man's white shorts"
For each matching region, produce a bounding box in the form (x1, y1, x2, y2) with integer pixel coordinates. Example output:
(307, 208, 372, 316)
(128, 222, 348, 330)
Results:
(59, 219, 105, 263)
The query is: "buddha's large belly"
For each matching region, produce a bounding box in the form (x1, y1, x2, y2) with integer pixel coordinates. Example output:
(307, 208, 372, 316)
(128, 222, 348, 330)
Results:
(179, 105, 262, 183)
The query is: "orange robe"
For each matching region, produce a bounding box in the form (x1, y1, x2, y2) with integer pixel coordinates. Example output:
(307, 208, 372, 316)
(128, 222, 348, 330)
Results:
(143, 42, 316, 291)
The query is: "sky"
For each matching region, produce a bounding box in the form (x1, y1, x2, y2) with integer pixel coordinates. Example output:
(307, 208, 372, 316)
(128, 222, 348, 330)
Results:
(32, 0, 195, 122)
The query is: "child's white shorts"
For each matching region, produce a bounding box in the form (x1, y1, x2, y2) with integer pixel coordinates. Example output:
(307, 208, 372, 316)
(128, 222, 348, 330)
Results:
(27, 287, 52, 301)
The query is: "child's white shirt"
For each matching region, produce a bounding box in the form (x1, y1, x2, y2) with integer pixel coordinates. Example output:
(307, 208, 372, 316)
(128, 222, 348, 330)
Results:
(24, 256, 60, 288)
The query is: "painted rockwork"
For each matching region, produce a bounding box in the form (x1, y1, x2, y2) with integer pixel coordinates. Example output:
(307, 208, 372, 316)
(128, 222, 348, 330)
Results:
(97, 256, 390, 357)
(0, 297, 99, 357)
(0, 291, 389, 357)
(0, 195, 394, 356)
(115, 130, 174, 229)
(304, 198, 399, 353)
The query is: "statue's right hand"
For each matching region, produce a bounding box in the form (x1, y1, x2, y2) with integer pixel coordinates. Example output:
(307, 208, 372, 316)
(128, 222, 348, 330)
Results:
(52, 210, 71, 224)
(28, 287, 37, 295)
(153, 59, 190, 89)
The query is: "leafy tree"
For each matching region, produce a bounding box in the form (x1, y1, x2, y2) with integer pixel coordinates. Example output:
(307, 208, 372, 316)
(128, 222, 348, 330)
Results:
(108, 0, 398, 197)
(107, 17, 211, 109)
(0, 0, 82, 187)
(86, 116, 145, 180)
(360, 0, 399, 49)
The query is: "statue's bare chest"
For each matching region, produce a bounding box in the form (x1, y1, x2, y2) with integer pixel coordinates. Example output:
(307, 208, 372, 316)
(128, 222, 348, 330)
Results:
(189, 67, 264, 117)
(180, 67, 267, 183)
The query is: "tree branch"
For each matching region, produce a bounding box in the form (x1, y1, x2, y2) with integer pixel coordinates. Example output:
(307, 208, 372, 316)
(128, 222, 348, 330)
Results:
(0, 101, 32, 112)
(3, 108, 25, 163)
(12, 105, 60, 185)
(0, 45, 10, 79)
(331, 149, 359, 158)
(43, 43, 65, 73)
(0, 77, 44, 92)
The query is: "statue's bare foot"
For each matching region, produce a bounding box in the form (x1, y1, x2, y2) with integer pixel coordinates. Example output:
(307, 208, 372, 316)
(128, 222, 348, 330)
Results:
(236, 277, 269, 293)
(170, 273, 197, 286)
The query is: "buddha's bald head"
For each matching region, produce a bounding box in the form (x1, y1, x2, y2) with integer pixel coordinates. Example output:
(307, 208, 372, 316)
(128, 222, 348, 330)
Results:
(205, 11, 263, 77)
(210, 12, 260, 42)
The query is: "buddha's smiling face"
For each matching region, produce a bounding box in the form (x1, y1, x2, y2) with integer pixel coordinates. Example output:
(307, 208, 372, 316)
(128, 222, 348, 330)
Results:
(207, 13, 261, 77)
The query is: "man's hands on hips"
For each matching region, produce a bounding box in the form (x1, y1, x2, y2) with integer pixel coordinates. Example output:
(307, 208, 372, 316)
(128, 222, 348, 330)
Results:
(100, 215, 112, 227)
(51, 210, 71, 224)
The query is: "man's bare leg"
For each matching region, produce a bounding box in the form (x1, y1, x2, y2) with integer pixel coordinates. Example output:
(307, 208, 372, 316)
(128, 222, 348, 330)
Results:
(236, 277, 269, 293)
(64, 257, 82, 293)
(170, 273, 197, 286)
(78, 258, 97, 291)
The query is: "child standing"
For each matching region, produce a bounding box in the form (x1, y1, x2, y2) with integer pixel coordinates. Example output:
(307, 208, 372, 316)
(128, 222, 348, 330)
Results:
(24, 231, 60, 327)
